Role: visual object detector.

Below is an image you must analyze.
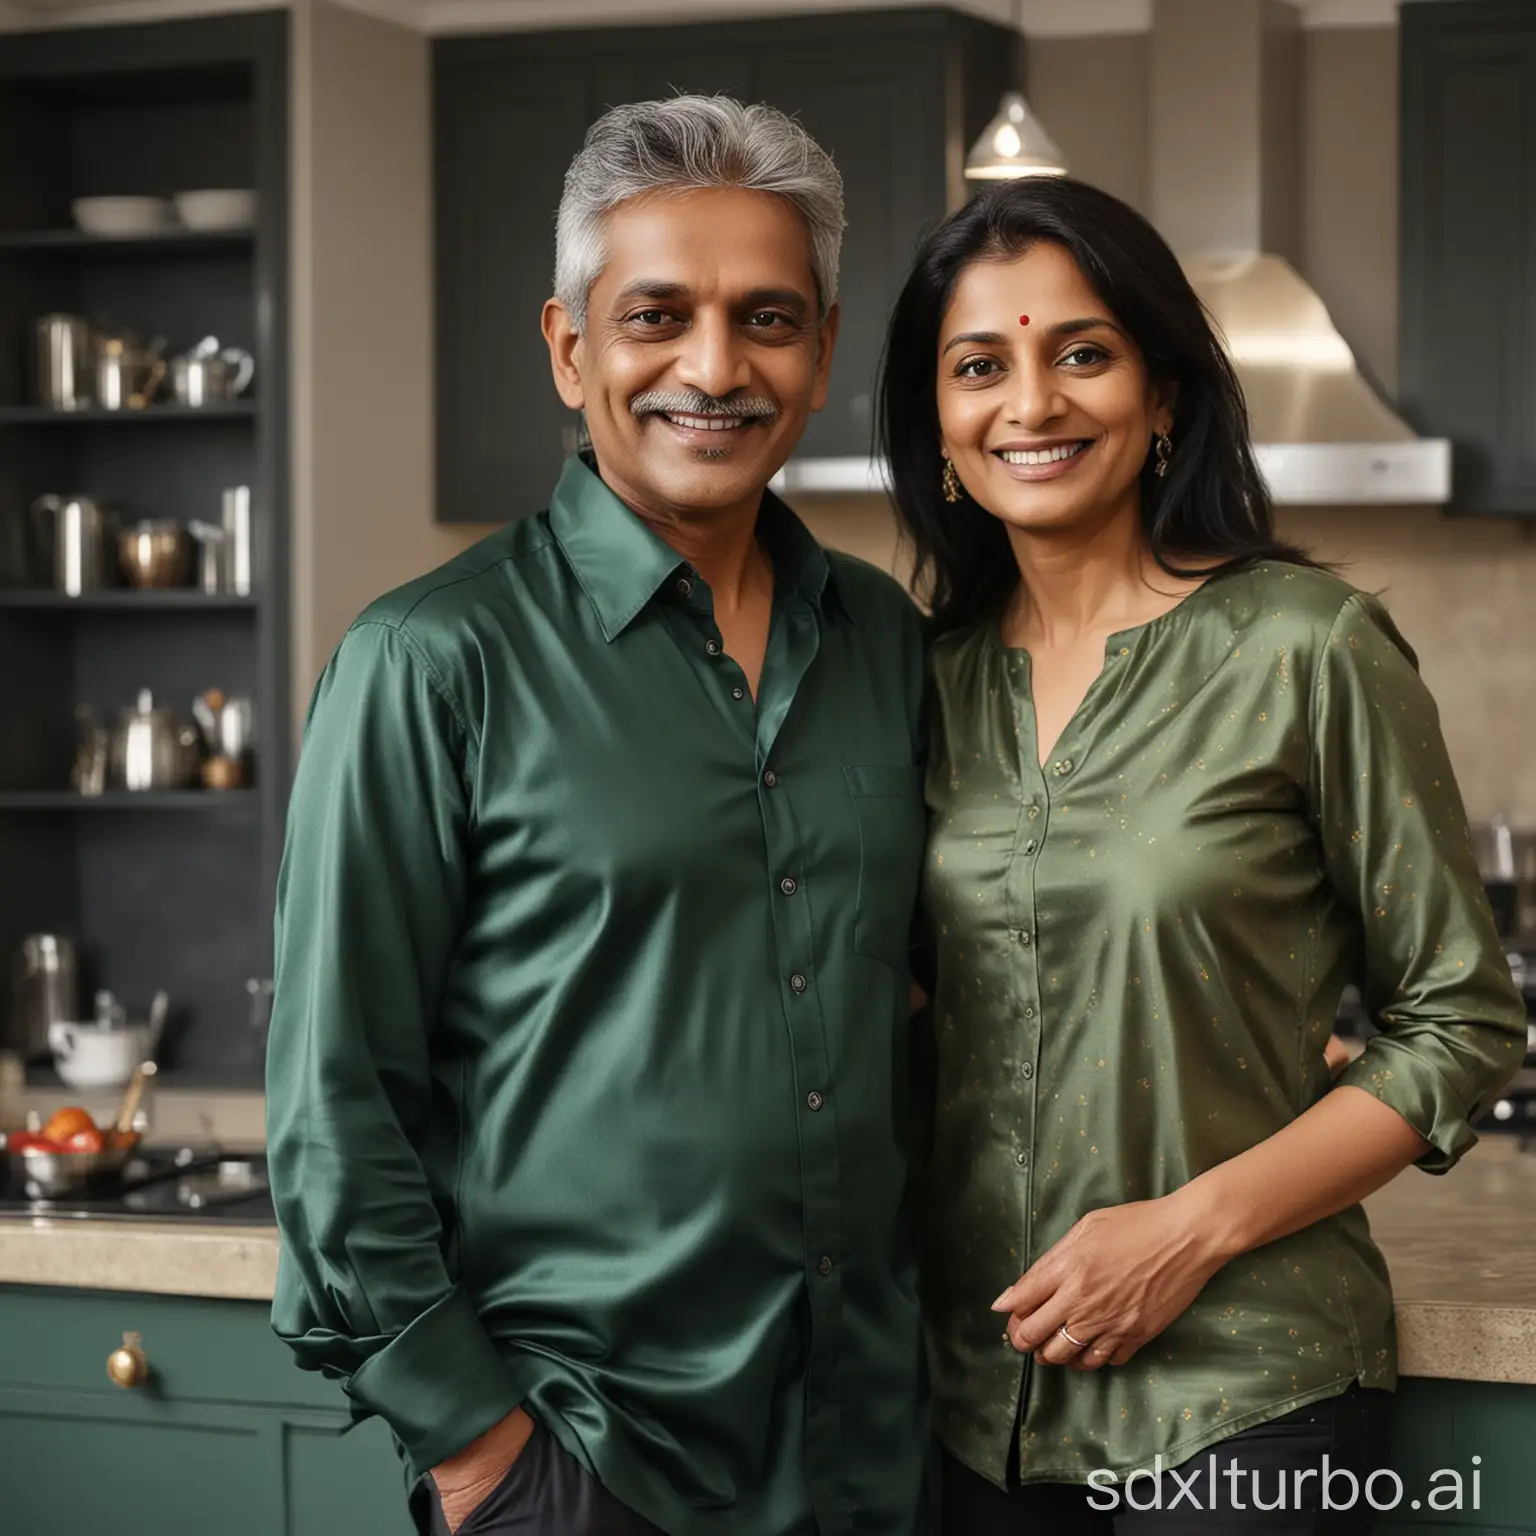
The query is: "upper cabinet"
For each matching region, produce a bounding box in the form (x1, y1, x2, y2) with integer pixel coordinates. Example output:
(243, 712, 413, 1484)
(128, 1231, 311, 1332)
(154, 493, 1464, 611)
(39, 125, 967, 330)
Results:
(433, 7, 1013, 523)
(1401, 0, 1536, 516)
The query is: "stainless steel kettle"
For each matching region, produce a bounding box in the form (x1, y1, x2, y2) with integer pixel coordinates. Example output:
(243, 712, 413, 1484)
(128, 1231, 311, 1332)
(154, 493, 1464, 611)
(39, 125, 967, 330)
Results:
(109, 690, 202, 792)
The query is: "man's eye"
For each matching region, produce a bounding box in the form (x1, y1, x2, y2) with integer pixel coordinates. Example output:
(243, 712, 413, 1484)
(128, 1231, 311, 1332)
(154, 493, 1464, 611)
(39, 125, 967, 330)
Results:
(746, 311, 790, 329)
(627, 310, 673, 326)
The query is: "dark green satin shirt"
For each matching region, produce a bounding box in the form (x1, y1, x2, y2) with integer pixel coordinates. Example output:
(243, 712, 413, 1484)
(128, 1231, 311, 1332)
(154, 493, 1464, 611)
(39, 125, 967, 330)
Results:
(921, 561, 1524, 1488)
(266, 456, 932, 1536)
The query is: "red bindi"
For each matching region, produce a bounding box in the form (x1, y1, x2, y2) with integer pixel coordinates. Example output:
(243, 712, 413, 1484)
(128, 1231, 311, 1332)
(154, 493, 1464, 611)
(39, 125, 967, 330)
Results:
(1018, 314, 1030, 326)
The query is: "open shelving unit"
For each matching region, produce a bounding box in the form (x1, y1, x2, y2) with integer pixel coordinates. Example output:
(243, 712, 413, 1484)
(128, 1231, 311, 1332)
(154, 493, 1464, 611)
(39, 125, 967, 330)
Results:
(0, 14, 289, 1082)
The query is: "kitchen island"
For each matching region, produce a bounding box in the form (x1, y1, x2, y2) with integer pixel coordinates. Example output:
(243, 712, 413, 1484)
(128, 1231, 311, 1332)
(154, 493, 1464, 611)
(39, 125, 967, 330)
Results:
(2, 1143, 1536, 1533)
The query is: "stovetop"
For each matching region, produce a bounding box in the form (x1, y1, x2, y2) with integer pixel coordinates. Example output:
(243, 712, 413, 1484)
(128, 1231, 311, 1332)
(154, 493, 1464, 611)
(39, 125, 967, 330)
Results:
(0, 1144, 274, 1225)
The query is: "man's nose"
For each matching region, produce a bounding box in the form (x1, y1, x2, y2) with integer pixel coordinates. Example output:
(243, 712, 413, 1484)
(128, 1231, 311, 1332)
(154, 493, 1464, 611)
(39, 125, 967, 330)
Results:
(673, 311, 752, 401)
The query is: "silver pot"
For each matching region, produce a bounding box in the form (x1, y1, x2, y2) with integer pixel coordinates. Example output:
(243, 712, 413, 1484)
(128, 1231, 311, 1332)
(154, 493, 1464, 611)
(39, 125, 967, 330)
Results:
(109, 689, 202, 792)
(34, 314, 94, 411)
(170, 338, 254, 407)
(31, 495, 117, 595)
(95, 334, 166, 411)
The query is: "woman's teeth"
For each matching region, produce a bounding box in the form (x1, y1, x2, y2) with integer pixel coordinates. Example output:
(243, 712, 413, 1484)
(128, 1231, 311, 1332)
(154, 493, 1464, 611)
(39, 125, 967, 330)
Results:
(999, 442, 1087, 465)
(663, 413, 746, 432)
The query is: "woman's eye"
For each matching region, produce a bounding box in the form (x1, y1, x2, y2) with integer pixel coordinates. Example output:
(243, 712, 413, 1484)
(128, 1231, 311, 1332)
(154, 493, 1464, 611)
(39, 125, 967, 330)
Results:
(955, 357, 1002, 379)
(1061, 345, 1110, 367)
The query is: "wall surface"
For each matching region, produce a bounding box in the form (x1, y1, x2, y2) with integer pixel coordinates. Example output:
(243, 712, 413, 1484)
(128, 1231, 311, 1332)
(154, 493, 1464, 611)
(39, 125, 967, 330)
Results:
(289, 0, 483, 734)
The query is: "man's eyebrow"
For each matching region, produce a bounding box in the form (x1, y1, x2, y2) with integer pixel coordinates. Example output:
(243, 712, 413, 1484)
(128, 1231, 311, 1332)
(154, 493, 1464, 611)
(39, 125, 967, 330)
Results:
(612, 281, 691, 307)
(741, 288, 812, 318)
(610, 282, 813, 318)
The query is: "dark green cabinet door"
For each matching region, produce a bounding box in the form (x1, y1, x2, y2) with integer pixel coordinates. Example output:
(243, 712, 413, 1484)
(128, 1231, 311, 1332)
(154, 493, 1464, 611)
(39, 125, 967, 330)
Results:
(0, 1286, 413, 1536)
(754, 40, 946, 462)
(1401, 1, 1536, 516)
(435, 61, 593, 523)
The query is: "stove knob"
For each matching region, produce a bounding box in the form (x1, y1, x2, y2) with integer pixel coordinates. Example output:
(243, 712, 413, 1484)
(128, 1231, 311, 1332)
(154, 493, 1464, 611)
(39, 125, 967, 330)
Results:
(107, 1330, 148, 1389)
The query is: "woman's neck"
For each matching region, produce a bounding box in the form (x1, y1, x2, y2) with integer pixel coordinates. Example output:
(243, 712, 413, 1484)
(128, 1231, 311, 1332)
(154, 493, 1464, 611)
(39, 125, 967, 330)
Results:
(1000, 509, 1203, 651)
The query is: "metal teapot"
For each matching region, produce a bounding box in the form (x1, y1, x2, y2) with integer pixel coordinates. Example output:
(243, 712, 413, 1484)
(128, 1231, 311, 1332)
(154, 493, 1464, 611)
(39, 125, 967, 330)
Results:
(109, 690, 202, 792)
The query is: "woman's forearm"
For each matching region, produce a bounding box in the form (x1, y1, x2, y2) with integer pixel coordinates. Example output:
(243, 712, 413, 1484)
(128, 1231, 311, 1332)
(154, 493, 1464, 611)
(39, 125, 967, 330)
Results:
(1173, 1085, 1428, 1266)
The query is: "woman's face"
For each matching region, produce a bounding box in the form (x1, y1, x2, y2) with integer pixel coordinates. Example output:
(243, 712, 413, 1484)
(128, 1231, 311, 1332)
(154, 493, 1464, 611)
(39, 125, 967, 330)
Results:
(936, 240, 1173, 537)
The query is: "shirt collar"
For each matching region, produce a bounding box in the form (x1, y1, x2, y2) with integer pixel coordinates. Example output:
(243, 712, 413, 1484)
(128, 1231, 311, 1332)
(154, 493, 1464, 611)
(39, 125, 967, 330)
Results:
(548, 453, 840, 642)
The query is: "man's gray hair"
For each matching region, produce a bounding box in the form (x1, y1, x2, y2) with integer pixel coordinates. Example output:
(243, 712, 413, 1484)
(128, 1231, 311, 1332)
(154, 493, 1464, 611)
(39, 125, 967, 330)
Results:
(554, 95, 845, 334)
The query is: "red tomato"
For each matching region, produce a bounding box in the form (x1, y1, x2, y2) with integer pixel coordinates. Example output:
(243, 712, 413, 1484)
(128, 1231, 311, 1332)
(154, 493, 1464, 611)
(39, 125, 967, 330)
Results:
(6, 1132, 62, 1154)
(42, 1106, 95, 1143)
(64, 1127, 105, 1154)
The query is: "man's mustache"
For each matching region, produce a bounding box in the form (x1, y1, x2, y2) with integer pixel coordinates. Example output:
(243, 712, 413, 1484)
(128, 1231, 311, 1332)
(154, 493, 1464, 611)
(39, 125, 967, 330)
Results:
(630, 389, 779, 424)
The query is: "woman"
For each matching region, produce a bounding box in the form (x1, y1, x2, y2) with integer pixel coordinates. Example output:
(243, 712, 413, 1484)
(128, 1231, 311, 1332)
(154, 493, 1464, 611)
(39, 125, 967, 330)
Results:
(879, 177, 1524, 1533)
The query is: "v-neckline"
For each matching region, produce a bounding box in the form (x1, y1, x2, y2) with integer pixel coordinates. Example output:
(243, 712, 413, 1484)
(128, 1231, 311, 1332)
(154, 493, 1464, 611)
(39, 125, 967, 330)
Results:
(994, 570, 1227, 771)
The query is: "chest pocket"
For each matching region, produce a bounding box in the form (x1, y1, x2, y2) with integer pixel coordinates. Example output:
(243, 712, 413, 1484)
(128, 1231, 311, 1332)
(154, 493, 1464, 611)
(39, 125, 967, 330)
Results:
(844, 764, 928, 969)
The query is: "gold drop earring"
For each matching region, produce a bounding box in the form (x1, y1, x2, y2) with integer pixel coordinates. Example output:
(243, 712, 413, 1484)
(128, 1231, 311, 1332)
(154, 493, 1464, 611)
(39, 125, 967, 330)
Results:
(942, 457, 963, 503)
(1154, 431, 1173, 480)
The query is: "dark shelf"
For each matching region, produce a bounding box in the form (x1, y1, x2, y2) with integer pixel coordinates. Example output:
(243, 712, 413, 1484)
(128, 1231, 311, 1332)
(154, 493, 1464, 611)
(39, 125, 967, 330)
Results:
(0, 590, 258, 610)
(0, 790, 257, 811)
(0, 227, 253, 256)
(0, 403, 257, 424)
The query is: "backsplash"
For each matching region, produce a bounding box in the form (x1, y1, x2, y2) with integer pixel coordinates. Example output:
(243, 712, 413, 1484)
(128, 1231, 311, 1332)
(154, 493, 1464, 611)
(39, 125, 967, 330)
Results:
(795, 493, 1536, 829)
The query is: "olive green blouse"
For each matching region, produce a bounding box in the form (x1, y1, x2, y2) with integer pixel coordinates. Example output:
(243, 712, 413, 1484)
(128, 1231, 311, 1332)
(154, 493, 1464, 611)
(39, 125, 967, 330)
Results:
(920, 561, 1524, 1489)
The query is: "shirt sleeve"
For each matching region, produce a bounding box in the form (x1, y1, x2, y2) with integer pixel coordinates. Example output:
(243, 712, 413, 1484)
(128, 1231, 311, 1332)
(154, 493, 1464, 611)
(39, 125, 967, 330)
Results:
(266, 620, 521, 1478)
(1310, 593, 1525, 1173)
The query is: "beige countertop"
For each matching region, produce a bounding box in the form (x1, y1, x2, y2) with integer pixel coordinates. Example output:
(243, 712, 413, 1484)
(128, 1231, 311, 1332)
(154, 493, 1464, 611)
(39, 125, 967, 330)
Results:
(3, 1136, 1536, 1390)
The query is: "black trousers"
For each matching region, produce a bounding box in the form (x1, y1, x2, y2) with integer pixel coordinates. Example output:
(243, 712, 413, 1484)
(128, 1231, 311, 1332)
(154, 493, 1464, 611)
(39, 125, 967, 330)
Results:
(943, 1386, 1393, 1535)
(416, 1424, 664, 1536)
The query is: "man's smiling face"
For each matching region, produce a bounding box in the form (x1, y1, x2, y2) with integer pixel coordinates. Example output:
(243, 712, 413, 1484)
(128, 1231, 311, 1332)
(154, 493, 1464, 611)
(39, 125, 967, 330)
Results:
(545, 186, 839, 522)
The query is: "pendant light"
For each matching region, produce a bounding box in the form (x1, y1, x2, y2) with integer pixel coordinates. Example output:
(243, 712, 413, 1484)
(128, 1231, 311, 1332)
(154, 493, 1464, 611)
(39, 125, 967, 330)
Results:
(964, 1, 1067, 181)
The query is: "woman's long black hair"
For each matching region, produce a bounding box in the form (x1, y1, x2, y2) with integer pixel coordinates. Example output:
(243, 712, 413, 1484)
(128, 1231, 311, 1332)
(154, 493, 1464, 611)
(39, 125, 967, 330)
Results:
(876, 176, 1312, 638)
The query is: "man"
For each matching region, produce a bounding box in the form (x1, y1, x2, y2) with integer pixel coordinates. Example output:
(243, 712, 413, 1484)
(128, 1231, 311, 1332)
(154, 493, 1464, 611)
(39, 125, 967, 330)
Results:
(266, 96, 931, 1536)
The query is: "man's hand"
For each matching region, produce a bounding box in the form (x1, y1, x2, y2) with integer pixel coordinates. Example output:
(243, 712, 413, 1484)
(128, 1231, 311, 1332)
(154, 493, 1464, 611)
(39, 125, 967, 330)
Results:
(431, 1406, 536, 1534)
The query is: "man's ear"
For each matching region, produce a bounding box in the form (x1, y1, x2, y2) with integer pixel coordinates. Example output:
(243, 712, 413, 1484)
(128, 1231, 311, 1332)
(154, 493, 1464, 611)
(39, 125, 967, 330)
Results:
(543, 298, 586, 410)
(808, 301, 842, 414)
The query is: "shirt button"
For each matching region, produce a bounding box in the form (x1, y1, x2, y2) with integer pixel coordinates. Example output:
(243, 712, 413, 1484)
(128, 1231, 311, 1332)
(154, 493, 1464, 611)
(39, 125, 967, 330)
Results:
(790, 973, 807, 994)
(1052, 759, 1074, 776)
(1012, 929, 1032, 947)
(763, 769, 778, 788)
(705, 639, 722, 656)
(1024, 1006, 1035, 1019)
(780, 877, 798, 896)
(732, 687, 746, 701)
(1021, 1062, 1034, 1079)
(1016, 1151, 1029, 1167)
(807, 1090, 824, 1112)
(676, 576, 693, 597)
(817, 1255, 834, 1276)
(1024, 839, 1038, 855)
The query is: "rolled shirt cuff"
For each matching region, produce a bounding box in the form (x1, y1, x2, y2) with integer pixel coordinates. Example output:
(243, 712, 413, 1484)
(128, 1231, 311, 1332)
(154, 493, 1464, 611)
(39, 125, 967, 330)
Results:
(1337, 1037, 1478, 1175)
(344, 1285, 523, 1479)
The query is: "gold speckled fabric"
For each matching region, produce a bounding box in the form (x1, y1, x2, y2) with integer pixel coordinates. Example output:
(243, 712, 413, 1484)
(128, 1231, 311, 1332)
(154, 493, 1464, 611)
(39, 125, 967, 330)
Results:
(920, 561, 1525, 1489)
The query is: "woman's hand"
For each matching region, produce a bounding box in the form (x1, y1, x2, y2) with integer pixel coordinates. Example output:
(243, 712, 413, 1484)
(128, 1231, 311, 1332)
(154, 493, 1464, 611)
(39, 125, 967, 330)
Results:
(431, 1406, 536, 1534)
(991, 1192, 1229, 1371)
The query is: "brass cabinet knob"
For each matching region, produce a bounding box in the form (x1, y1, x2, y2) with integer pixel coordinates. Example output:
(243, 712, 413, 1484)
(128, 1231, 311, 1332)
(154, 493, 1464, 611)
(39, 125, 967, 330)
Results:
(106, 1330, 148, 1389)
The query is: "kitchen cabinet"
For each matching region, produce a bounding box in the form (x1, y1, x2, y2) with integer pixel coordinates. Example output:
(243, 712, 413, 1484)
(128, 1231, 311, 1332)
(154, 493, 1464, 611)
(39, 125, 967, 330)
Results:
(433, 7, 1013, 523)
(0, 1285, 412, 1534)
(1400, 1, 1536, 516)
(0, 13, 292, 1077)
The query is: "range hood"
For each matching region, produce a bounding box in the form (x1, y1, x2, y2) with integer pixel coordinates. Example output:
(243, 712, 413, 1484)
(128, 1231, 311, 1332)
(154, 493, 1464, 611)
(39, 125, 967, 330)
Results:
(777, 0, 1449, 507)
